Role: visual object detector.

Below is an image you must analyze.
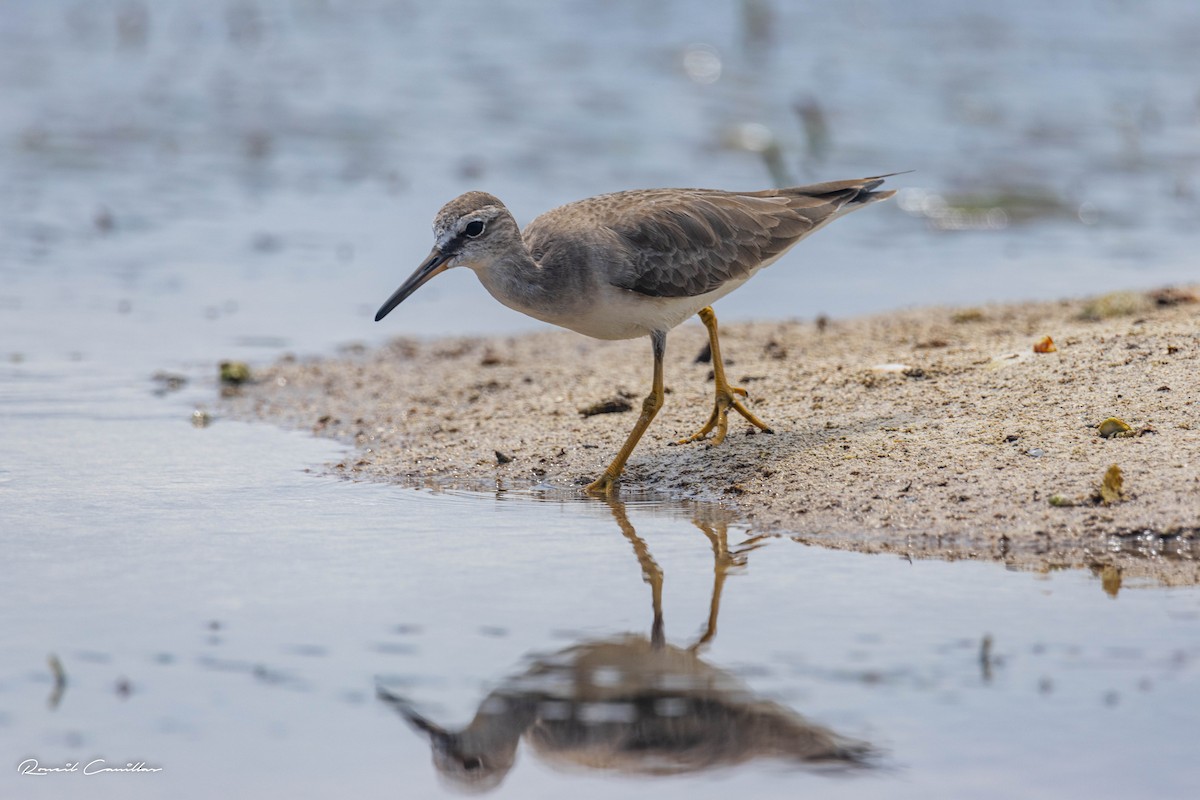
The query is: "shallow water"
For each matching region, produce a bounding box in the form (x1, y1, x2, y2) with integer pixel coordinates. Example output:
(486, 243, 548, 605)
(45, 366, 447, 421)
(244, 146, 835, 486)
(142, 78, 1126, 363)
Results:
(3, 0, 1199, 346)
(3, 0, 1200, 797)
(4, 463, 1200, 798)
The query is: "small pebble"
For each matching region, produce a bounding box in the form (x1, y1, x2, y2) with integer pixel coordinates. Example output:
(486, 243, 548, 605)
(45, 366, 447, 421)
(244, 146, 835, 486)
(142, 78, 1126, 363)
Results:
(1098, 417, 1133, 438)
(219, 361, 252, 385)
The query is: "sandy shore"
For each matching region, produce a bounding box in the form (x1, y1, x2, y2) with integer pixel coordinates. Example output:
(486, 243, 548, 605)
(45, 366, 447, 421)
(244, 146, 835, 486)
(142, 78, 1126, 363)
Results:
(223, 288, 1199, 586)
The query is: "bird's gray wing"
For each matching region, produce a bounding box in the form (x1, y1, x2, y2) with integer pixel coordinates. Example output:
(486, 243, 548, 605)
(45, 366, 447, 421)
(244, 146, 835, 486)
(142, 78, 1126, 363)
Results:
(604, 180, 887, 299)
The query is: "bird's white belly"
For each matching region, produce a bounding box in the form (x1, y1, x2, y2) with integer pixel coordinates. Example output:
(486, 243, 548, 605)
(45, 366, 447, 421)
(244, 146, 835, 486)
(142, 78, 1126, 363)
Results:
(549, 278, 753, 340)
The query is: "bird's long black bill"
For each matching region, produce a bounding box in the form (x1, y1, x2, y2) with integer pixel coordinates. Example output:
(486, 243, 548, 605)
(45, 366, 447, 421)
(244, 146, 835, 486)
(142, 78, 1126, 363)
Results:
(374, 247, 451, 321)
(377, 685, 453, 744)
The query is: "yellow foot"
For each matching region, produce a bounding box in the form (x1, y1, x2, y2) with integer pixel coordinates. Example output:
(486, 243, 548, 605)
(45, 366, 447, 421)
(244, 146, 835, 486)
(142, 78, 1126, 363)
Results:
(585, 472, 621, 497)
(677, 385, 774, 446)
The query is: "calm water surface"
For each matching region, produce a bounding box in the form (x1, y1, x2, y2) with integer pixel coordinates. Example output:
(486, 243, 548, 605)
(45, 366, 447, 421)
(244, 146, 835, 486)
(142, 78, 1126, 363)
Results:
(4, 412, 1200, 798)
(3, 1, 1200, 797)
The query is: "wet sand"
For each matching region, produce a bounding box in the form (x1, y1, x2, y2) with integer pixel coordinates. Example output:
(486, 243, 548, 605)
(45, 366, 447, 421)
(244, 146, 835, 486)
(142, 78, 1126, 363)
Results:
(224, 288, 1199, 584)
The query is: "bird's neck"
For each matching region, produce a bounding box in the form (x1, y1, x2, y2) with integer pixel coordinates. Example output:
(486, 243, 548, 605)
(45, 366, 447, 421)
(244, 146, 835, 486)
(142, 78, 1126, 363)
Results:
(472, 247, 567, 322)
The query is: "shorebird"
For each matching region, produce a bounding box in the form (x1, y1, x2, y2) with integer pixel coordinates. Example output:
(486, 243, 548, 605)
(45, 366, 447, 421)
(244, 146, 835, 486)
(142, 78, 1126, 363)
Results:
(375, 175, 898, 494)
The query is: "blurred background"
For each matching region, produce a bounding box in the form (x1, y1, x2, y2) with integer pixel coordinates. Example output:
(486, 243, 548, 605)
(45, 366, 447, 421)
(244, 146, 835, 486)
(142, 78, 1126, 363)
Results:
(4, 4, 1200, 798)
(2, 0, 1198, 361)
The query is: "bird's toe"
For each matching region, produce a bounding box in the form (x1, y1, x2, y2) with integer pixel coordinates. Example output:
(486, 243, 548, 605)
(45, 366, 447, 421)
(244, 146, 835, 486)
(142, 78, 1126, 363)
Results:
(584, 473, 620, 497)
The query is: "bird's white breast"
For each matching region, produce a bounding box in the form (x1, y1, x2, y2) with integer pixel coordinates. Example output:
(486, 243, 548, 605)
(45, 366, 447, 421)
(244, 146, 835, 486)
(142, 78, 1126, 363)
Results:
(545, 277, 754, 340)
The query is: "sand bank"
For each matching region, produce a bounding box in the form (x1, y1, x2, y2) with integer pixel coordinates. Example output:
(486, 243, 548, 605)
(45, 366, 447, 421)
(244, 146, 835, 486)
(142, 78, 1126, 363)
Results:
(223, 288, 1199, 585)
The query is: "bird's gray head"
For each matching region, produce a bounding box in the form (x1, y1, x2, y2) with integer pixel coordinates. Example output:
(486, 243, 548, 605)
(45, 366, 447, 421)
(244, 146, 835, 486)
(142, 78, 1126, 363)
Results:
(427, 732, 514, 795)
(375, 191, 518, 322)
(380, 686, 530, 794)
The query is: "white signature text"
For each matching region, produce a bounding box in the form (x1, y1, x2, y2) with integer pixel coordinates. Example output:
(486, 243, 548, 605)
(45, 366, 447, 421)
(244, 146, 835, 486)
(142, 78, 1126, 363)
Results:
(18, 758, 162, 776)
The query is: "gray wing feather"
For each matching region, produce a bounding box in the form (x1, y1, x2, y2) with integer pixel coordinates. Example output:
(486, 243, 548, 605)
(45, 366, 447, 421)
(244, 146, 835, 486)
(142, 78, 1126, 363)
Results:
(521, 176, 896, 300)
(605, 177, 892, 298)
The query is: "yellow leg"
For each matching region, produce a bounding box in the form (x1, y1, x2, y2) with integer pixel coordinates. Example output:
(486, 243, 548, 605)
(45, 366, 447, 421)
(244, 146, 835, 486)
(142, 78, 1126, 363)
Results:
(678, 307, 773, 446)
(689, 517, 768, 652)
(690, 518, 730, 651)
(586, 331, 666, 496)
(606, 497, 665, 647)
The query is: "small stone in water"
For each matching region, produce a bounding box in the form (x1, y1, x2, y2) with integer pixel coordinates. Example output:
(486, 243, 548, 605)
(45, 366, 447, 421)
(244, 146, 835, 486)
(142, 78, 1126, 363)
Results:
(219, 361, 252, 385)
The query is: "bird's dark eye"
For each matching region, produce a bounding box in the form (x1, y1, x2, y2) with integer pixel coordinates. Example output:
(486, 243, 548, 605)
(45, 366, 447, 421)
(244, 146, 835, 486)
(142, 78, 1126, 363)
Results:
(462, 757, 483, 771)
(464, 220, 485, 238)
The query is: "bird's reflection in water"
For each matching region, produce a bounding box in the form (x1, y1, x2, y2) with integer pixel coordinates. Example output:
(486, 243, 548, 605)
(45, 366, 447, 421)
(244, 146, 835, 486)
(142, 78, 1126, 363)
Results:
(378, 499, 874, 792)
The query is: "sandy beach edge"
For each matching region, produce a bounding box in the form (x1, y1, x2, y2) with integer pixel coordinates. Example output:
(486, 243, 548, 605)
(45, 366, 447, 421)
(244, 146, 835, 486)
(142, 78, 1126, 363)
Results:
(220, 288, 1200, 587)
